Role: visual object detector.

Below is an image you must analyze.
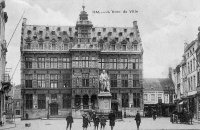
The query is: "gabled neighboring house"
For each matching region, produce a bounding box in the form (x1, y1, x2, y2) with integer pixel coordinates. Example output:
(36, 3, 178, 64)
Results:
(143, 78, 175, 117)
(7, 85, 21, 118)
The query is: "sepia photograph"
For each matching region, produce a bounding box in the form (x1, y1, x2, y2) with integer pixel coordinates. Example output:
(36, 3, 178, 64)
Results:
(0, 0, 200, 129)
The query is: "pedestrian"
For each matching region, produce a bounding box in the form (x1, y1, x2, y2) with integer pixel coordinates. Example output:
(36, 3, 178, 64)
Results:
(108, 111, 116, 130)
(2, 112, 6, 125)
(152, 110, 156, 120)
(66, 113, 73, 130)
(135, 111, 141, 130)
(100, 115, 106, 130)
(82, 113, 91, 130)
(94, 115, 100, 130)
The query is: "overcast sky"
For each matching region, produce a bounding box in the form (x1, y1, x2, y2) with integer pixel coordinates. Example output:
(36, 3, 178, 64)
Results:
(5, 0, 200, 85)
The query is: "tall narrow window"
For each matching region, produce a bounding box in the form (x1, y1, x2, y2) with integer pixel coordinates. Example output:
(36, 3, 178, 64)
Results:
(112, 93, 117, 100)
(82, 56, 89, 68)
(133, 79, 139, 87)
(25, 74, 32, 88)
(63, 74, 71, 88)
(63, 94, 71, 108)
(122, 45, 126, 51)
(39, 42, 43, 49)
(110, 44, 115, 51)
(64, 44, 68, 50)
(50, 58, 58, 68)
(25, 94, 33, 109)
(133, 93, 140, 107)
(37, 57, 45, 68)
(25, 57, 32, 68)
(133, 59, 139, 69)
(38, 94, 46, 109)
(82, 73, 89, 87)
(109, 58, 117, 69)
(27, 43, 31, 49)
(63, 58, 70, 69)
(121, 74, 128, 87)
(122, 93, 129, 107)
(50, 74, 58, 88)
(134, 45, 137, 51)
(121, 58, 128, 69)
(110, 74, 117, 88)
(37, 74, 45, 88)
(100, 58, 105, 69)
(52, 43, 56, 50)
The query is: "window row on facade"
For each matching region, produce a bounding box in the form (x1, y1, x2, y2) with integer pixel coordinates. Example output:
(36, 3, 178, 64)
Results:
(24, 73, 140, 88)
(188, 75, 196, 91)
(25, 74, 71, 88)
(24, 42, 138, 52)
(25, 57, 70, 69)
(25, 92, 141, 109)
(24, 57, 142, 70)
(187, 58, 196, 74)
(25, 94, 71, 109)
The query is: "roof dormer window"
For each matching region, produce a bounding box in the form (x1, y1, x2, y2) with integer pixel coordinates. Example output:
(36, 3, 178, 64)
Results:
(33, 26, 36, 30)
(57, 27, 61, 31)
(92, 28, 95, 32)
(124, 29, 127, 32)
(51, 31, 55, 35)
(46, 27, 49, 31)
(69, 27, 72, 32)
(113, 28, 116, 32)
(119, 32, 123, 36)
(98, 32, 101, 36)
(27, 30, 32, 35)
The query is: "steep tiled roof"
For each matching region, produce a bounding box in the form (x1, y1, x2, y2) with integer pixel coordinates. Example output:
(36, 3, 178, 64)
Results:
(184, 40, 197, 53)
(143, 78, 174, 91)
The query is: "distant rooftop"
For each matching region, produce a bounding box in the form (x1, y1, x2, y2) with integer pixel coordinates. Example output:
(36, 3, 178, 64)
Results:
(143, 78, 174, 91)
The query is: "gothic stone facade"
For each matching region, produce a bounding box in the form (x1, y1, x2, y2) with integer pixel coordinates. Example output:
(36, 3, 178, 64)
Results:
(21, 7, 143, 119)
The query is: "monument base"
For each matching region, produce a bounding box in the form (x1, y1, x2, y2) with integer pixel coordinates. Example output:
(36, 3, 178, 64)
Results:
(98, 92, 112, 113)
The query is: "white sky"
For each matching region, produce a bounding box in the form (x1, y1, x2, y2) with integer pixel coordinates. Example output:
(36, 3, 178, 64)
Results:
(5, 0, 200, 85)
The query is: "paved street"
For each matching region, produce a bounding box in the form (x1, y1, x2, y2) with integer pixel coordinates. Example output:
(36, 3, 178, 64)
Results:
(1, 117, 200, 130)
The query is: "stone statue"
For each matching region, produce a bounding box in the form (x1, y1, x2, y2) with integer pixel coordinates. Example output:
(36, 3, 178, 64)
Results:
(99, 70, 110, 92)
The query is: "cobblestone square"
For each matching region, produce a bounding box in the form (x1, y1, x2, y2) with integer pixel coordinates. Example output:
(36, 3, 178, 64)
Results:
(1, 118, 200, 130)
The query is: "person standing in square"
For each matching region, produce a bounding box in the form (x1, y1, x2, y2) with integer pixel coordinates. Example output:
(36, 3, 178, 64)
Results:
(66, 113, 73, 130)
(108, 111, 116, 130)
(100, 115, 106, 130)
(135, 111, 141, 130)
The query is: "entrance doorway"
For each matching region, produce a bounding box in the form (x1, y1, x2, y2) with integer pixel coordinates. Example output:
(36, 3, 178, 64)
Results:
(50, 102, 58, 115)
(91, 95, 97, 110)
(111, 102, 118, 112)
(83, 95, 89, 109)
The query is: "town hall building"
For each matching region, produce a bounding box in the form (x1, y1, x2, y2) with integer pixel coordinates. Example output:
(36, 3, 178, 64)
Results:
(20, 6, 144, 119)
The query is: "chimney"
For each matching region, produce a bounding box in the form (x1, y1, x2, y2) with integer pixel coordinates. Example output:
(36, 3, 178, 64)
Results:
(22, 18, 27, 26)
(168, 67, 172, 79)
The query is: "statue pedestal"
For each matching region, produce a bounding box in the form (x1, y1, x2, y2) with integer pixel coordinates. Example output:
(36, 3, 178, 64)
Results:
(98, 92, 112, 113)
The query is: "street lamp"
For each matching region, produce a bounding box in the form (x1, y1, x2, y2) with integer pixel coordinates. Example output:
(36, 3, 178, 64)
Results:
(47, 100, 50, 119)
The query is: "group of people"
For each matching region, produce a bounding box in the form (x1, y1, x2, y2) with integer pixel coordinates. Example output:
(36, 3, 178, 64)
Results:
(66, 110, 142, 130)
(82, 111, 115, 130)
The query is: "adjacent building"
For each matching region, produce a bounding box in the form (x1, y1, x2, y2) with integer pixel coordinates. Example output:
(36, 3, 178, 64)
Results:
(7, 85, 21, 118)
(173, 30, 200, 120)
(21, 6, 144, 119)
(195, 28, 200, 120)
(143, 78, 175, 117)
(0, 0, 12, 124)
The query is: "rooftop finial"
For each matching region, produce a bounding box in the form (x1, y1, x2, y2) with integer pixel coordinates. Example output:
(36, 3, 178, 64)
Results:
(82, 0, 85, 11)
